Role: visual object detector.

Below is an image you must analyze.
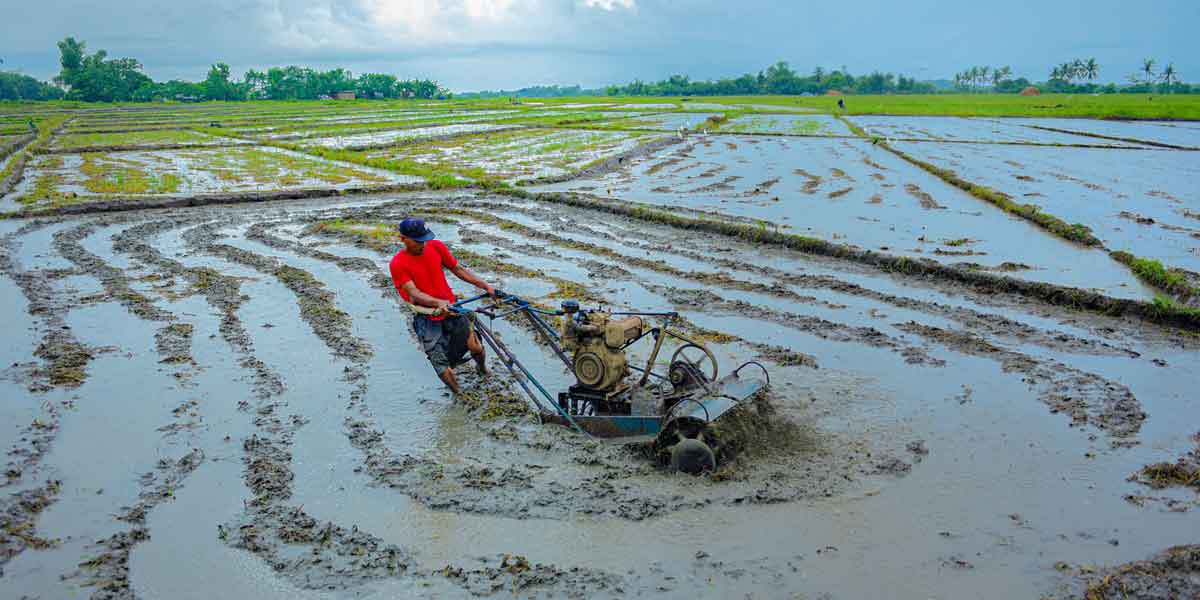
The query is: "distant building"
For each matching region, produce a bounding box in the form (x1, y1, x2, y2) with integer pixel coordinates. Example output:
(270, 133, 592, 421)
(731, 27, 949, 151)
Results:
(335, 91, 356, 100)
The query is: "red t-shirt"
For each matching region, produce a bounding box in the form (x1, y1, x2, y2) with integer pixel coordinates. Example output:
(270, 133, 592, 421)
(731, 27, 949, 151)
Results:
(389, 240, 458, 320)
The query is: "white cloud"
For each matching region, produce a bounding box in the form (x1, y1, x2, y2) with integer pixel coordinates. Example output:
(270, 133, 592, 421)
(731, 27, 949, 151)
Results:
(255, 0, 639, 52)
(582, 0, 635, 9)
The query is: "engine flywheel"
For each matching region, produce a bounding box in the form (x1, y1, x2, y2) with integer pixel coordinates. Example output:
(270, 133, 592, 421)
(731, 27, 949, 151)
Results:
(574, 352, 606, 387)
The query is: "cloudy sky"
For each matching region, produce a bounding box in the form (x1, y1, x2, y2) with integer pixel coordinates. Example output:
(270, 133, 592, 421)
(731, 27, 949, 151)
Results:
(2, 0, 1196, 91)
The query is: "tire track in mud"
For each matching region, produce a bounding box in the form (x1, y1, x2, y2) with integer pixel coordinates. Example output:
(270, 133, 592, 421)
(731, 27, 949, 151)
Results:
(611, 232, 1146, 359)
(281, 207, 921, 523)
(357, 202, 940, 364)
(323, 197, 1157, 446)
(182, 218, 639, 595)
(52, 224, 175, 322)
(74, 449, 204, 599)
(41, 219, 218, 597)
(895, 321, 1144, 445)
(512, 194, 1153, 359)
(522, 189, 1200, 330)
(652, 285, 943, 366)
(238, 218, 658, 594)
(299, 205, 821, 369)
(175, 219, 423, 591)
(0, 220, 90, 577)
(446, 203, 947, 364)
(113, 218, 283, 399)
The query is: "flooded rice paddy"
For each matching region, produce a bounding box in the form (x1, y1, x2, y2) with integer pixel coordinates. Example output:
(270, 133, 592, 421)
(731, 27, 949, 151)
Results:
(0, 100, 1198, 599)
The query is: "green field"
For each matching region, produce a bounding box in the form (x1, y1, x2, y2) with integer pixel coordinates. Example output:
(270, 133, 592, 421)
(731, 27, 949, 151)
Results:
(527, 94, 1200, 120)
(9, 93, 1200, 120)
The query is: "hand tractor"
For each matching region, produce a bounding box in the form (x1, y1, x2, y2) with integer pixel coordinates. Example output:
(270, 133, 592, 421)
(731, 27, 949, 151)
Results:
(441, 292, 771, 474)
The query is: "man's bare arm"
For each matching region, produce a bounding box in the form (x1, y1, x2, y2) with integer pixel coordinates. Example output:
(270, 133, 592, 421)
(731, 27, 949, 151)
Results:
(449, 264, 494, 295)
(401, 281, 450, 311)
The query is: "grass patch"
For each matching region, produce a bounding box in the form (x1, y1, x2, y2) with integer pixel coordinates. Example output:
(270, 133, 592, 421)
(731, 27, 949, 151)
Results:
(1110, 251, 1197, 300)
(299, 145, 481, 189)
(79, 153, 183, 195)
(53, 129, 215, 149)
(640, 93, 1200, 120)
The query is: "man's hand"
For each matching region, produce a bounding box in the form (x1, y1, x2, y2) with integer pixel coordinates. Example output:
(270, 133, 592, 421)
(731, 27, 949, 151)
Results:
(483, 283, 495, 297)
(432, 299, 451, 316)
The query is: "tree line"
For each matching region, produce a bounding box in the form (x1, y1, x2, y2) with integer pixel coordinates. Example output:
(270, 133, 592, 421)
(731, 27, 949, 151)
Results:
(604, 62, 936, 96)
(3, 37, 451, 103)
(4, 40, 1195, 102)
(606, 60, 1194, 97)
(0, 71, 64, 101)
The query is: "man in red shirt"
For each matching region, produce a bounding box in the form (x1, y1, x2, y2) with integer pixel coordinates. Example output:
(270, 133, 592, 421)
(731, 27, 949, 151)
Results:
(390, 217, 495, 395)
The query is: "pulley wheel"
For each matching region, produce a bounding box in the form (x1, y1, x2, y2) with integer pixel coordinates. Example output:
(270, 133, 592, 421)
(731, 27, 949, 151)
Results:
(574, 352, 605, 387)
(670, 438, 716, 475)
(669, 343, 717, 385)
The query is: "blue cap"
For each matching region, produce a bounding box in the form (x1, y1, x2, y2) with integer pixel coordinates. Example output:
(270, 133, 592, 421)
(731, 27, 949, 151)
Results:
(398, 217, 435, 242)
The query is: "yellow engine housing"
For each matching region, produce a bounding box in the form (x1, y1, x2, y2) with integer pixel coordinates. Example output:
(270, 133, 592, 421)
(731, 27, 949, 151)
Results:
(562, 313, 643, 392)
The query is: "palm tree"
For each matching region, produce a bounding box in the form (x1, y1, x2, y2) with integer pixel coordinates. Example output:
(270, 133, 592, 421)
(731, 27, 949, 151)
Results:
(992, 65, 1012, 89)
(1161, 63, 1178, 93)
(1142, 59, 1157, 86)
(1084, 58, 1099, 82)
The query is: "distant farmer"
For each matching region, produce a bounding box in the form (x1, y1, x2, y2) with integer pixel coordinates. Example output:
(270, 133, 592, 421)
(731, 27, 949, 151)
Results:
(837, 98, 845, 110)
(27, 118, 36, 133)
(390, 217, 495, 395)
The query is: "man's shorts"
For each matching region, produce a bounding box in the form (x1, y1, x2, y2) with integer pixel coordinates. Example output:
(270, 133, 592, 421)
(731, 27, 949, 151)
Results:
(413, 314, 473, 373)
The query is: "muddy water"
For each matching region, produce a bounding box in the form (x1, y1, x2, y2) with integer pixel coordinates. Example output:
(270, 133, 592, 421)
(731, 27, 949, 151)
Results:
(848, 115, 1150, 147)
(0, 274, 40, 458)
(378, 128, 664, 181)
(208, 216, 1200, 596)
(0, 298, 188, 598)
(612, 112, 714, 131)
(300, 122, 521, 150)
(535, 135, 1153, 298)
(1002, 117, 1200, 149)
(891, 141, 1200, 273)
(1, 181, 1198, 599)
(722, 114, 852, 136)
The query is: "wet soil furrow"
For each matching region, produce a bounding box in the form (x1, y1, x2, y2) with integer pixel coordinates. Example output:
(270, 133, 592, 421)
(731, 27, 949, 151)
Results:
(38, 141, 248, 155)
(0, 228, 91, 466)
(615, 237, 1144, 358)
(52, 224, 175, 322)
(75, 449, 204, 599)
(653, 284, 941, 366)
(113, 219, 284, 399)
(895, 321, 1143, 445)
(518, 190, 1200, 330)
(0, 118, 72, 201)
(174, 219, 430, 591)
(186, 221, 620, 595)
(1019, 123, 1197, 151)
(0, 225, 89, 575)
(0, 480, 61, 577)
(0, 132, 36, 164)
(201, 239, 372, 362)
(244, 222, 377, 274)
(19, 183, 427, 218)
(300, 210, 821, 369)
(518, 134, 683, 185)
